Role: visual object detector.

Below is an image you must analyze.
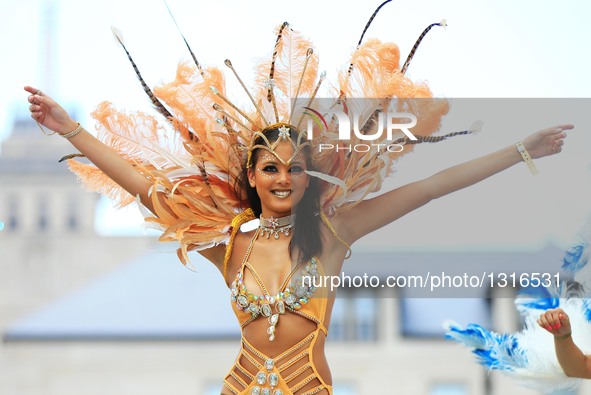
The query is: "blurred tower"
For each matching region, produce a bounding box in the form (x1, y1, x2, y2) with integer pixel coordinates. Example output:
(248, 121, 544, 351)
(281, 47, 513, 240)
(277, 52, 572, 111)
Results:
(0, 0, 148, 333)
(41, 0, 59, 95)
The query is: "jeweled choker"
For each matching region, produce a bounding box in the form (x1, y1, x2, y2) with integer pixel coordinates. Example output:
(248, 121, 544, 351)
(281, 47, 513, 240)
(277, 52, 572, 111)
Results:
(259, 214, 295, 239)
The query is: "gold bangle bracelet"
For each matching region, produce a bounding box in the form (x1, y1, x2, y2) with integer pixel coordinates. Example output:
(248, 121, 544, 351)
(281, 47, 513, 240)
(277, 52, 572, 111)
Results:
(61, 123, 84, 139)
(515, 141, 539, 175)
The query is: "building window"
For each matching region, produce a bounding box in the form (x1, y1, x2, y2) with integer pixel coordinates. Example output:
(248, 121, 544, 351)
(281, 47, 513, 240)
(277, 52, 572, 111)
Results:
(7, 195, 18, 231)
(67, 195, 78, 231)
(329, 288, 378, 342)
(400, 298, 491, 338)
(38, 195, 49, 232)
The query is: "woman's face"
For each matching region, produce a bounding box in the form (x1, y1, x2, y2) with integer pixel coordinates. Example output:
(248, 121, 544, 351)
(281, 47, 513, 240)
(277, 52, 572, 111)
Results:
(247, 141, 309, 218)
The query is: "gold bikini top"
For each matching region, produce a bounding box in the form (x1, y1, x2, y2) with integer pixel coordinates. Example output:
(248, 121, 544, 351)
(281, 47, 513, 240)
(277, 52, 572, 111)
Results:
(223, 209, 350, 340)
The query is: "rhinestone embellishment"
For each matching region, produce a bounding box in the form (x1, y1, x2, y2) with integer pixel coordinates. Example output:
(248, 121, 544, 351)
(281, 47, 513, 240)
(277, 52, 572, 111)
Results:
(256, 372, 267, 385)
(231, 253, 320, 341)
(265, 359, 274, 371)
(278, 125, 290, 140)
(268, 373, 279, 387)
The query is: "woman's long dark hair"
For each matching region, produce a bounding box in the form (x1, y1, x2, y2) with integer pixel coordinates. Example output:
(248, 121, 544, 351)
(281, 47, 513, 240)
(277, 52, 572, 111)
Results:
(235, 126, 322, 263)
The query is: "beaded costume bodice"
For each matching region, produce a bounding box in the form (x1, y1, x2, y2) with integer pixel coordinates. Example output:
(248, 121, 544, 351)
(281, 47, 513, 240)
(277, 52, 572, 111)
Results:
(223, 213, 332, 395)
(229, 227, 327, 339)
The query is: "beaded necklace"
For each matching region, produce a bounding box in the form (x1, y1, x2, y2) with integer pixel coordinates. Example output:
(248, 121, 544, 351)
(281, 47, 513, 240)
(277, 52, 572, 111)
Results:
(258, 213, 295, 239)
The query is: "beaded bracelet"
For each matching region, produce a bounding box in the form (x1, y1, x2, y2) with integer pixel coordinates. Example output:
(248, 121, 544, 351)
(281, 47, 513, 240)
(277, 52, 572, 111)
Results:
(61, 123, 84, 139)
(515, 141, 539, 175)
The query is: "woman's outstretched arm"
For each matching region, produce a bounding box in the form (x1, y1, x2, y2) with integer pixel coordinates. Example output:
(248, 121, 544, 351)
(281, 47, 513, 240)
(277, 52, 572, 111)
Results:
(539, 308, 591, 378)
(336, 124, 573, 243)
(25, 86, 156, 213)
(26, 86, 227, 268)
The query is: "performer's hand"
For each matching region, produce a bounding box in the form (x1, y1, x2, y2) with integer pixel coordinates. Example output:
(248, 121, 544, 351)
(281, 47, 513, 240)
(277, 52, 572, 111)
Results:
(538, 308, 572, 338)
(522, 124, 573, 159)
(25, 86, 79, 135)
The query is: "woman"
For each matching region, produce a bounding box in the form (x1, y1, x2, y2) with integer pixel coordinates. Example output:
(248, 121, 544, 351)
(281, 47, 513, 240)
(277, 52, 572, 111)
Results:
(25, 84, 571, 395)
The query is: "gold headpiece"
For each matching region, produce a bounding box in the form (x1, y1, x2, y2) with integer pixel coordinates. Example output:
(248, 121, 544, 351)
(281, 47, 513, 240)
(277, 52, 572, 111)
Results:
(246, 122, 311, 168)
(206, 22, 321, 170)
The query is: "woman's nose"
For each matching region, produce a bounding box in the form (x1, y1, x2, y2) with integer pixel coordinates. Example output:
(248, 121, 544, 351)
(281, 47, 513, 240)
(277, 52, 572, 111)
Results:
(276, 169, 290, 183)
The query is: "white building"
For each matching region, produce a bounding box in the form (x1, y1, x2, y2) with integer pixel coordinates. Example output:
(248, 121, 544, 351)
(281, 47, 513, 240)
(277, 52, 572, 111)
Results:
(1, 116, 586, 395)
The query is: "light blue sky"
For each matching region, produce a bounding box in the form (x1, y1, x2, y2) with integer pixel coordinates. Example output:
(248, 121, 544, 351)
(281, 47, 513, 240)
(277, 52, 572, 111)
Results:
(2, 0, 590, 128)
(1, 0, 590, 247)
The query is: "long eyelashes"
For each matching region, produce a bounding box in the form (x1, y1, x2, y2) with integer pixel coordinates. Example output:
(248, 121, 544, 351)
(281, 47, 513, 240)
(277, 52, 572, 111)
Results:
(257, 167, 277, 179)
(290, 166, 306, 177)
(256, 166, 306, 178)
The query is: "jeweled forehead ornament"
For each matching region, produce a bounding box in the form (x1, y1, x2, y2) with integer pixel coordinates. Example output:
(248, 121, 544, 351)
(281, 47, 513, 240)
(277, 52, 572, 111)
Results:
(246, 122, 311, 168)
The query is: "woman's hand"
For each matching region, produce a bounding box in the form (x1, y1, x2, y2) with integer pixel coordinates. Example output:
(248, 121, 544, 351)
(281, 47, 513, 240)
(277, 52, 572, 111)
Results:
(25, 86, 79, 135)
(538, 307, 572, 338)
(522, 124, 573, 159)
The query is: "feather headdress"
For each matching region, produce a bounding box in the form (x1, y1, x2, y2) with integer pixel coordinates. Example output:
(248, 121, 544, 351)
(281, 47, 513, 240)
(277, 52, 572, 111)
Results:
(64, 2, 472, 265)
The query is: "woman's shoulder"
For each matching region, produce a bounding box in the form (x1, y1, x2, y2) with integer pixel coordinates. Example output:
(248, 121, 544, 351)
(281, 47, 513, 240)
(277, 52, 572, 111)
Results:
(224, 227, 256, 276)
(233, 227, 257, 247)
(319, 211, 349, 243)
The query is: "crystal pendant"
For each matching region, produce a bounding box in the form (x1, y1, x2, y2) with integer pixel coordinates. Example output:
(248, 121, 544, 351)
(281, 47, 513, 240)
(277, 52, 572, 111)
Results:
(295, 285, 306, 297)
(267, 314, 279, 341)
(256, 372, 267, 385)
(249, 303, 260, 315)
(261, 389, 271, 395)
(268, 373, 279, 387)
(265, 359, 274, 371)
(285, 294, 296, 306)
(250, 387, 261, 395)
(261, 304, 272, 317)
(237, 295, 249, 308)
(273, 390, 283, 395)
(267, 326, 275, 341)
(276, 300, 285, 314)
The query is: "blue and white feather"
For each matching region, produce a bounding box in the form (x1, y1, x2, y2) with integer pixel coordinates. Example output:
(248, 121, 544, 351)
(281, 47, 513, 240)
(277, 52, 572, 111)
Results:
(446, 212, 591, 394)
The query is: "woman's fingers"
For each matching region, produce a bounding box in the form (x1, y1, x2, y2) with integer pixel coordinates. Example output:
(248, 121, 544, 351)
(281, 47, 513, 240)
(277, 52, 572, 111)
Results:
(538, 309, 571, 333)
(550, 310, 563, 329)
(538, 315, 552, 331)
(538, 125, 573, 140)
(25, 86, 51, 105)
(26, 86, 46, 123)
(24, 85, 39, 95)
(549, 124, 574, 134)
(549, 131, 567, 154)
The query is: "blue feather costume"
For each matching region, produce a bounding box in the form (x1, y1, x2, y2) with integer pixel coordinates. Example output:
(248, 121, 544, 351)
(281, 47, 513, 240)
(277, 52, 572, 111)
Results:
(446, 213, 591, 393)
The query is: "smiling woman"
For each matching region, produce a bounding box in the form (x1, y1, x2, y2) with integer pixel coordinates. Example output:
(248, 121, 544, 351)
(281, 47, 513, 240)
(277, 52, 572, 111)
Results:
(246, 125, 312, 219)
(22, 1, 575, 393)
